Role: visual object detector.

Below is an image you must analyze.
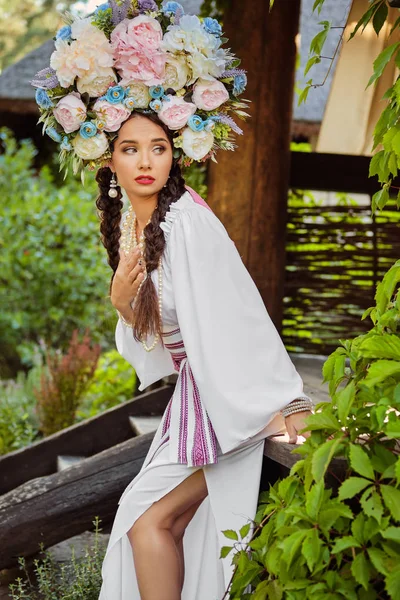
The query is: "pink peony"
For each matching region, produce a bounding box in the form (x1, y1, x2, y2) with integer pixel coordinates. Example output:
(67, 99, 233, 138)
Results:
(158, 95, 197, 131)
(116, 49, 166, 86)
(92, 99, 131, 132)
(111, 17, 166, 86)
(53, 92, 87, 133)
(192, 78, 229, 111)
(127, 15, 163, 52)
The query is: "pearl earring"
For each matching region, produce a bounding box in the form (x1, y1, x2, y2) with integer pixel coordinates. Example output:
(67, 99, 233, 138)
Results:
(108, 173, 118, 198)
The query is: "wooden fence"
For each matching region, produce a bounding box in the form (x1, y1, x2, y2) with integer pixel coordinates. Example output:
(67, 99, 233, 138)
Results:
(282, 157, 400, 355)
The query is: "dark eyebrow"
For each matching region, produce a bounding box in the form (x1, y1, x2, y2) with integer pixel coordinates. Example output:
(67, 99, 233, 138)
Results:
(119, 138, 169, 145)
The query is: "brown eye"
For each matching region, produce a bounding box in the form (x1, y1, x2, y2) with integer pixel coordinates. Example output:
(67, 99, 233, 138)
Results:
(153, 146, 166, 154)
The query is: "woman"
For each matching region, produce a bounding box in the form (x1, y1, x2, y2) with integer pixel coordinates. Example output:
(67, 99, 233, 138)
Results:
(95, 111, 312, 600)
(30, 4, 313, 597)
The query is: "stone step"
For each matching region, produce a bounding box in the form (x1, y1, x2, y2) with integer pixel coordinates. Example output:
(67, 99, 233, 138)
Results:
(129, 416, 162, 436)
(57, 455, 86, 472)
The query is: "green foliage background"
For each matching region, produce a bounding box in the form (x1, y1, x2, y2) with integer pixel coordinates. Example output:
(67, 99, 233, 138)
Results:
(0, 127, 116, 376)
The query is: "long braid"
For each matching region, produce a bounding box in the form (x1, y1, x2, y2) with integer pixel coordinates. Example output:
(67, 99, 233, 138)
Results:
(132, 161, 186, 344)
(95, 113, 187, 346)
(95, 168, 123, 291)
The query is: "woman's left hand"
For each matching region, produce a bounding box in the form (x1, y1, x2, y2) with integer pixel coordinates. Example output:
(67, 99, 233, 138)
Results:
(285, 410, 312, 444)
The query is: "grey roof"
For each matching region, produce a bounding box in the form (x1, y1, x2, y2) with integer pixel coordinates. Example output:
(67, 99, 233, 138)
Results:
(0, 0, 352, 124)
(295, 0, 352, 123)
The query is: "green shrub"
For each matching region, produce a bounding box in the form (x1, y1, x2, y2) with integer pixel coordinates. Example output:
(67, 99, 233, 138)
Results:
(9, 517, 106, 600)
(0, 354, 43, 455)
(0, 127, 115, 375)
(224, 260, 400, 599)
(77, 349, 137, 421)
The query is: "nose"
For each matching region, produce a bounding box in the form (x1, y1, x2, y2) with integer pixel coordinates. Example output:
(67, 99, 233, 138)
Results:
(138, 150, 152, 171)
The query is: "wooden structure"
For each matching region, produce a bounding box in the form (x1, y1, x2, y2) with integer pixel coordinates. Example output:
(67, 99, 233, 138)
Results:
(0, 385, 171, 496)
(284, 152, 400, 354)
(0, 433, 153, 570)
(207, 0, 302, 329)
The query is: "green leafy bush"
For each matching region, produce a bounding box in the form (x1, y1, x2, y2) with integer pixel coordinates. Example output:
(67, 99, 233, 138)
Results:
(77, 349, 137, 421)
(224, 260, 400, 599)
(0, 369, 41, 455)
(0, 127, 115, 375)
(0, 344, 44, 454)
(9, 517, 106, 600)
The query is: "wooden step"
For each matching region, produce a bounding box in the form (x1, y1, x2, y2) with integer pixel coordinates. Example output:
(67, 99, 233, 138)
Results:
(0, 385, 172, 496)
(0, 433, 154, 570)
(57, 455, 86, 472)
(129, 416, 162, 436)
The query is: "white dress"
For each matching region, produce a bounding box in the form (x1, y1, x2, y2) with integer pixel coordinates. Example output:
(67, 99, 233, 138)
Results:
(98, 190, 308, 600)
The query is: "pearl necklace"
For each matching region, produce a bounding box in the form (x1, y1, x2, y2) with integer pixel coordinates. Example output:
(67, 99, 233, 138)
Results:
(120, 204, 163, 352)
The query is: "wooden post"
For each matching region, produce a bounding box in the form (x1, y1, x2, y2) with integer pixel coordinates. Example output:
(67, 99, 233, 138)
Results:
(207, 0, 301, 328)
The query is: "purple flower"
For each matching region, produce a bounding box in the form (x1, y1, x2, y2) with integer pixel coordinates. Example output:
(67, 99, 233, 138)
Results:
(109, 0, 131, 26)
(221, 68, 247, 78)
(30, 67, 59, 90)
(213, 114, 243, 135)
(138, 0, 158, 11)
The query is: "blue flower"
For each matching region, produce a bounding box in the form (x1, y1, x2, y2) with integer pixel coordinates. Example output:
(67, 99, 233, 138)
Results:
(233, 73, 247, 96)
(95, 3, 110, 13)
(80, 121, 98, 139)
(124, 97, 137, 110)
(203, 17, 222, 37)
(60, 136, 72, 151)
(188, 115, 205, 132)
(106, 86, 126, 104)
(204, 119, 216, 132)
(162, 2, 184, 15)
(46, 127, 62, 143)
(35, 88, 53, 109)
(149, 99, 163, 112)
(55, 25, 72, 42)
(149, 85, 165, 99)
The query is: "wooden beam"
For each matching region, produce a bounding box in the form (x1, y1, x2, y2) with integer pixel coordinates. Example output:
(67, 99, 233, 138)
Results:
(0, 385, 172, 495)
(289, 150, 400, 195)
(207, 0, 301, 329)
(0, 434, 153, 570)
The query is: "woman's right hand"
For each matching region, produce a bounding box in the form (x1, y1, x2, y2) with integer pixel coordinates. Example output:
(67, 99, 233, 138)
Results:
(111, 247, 146, 318)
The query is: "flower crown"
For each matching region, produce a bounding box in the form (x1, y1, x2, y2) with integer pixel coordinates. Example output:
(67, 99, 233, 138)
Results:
(30, 0, 249, 181)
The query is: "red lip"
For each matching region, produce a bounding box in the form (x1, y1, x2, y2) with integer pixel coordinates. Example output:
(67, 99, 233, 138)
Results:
(135, 176, 155, 185)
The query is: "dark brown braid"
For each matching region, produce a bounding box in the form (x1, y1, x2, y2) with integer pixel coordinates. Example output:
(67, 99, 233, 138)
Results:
(95, 113, 186, 346)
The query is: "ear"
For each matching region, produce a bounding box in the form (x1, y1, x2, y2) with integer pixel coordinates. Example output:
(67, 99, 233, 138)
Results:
(104, 160, 114, 173)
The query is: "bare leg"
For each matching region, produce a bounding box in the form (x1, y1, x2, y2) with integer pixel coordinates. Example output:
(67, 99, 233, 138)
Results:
(172, 497, 205, 590)
(127, 469, 208, 600)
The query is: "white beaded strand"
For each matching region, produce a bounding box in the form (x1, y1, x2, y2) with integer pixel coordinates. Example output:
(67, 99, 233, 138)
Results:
(118, 205, 163, 352)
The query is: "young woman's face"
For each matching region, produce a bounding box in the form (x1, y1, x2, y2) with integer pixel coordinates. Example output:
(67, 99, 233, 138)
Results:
(109, 115, 173, 197)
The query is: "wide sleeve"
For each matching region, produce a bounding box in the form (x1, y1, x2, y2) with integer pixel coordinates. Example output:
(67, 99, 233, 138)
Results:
(168, 204, 306, 453)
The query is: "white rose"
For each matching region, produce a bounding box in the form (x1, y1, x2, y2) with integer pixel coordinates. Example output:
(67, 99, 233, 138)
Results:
(161, 28, 187, 52)
(187, 51, 226, 83)
(76, 69, 117, 97)
(72, 131, 109, 159)
(181, 127, 214, 160)
(164, 55, 190, 91)
(126, 81, 151, 108)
